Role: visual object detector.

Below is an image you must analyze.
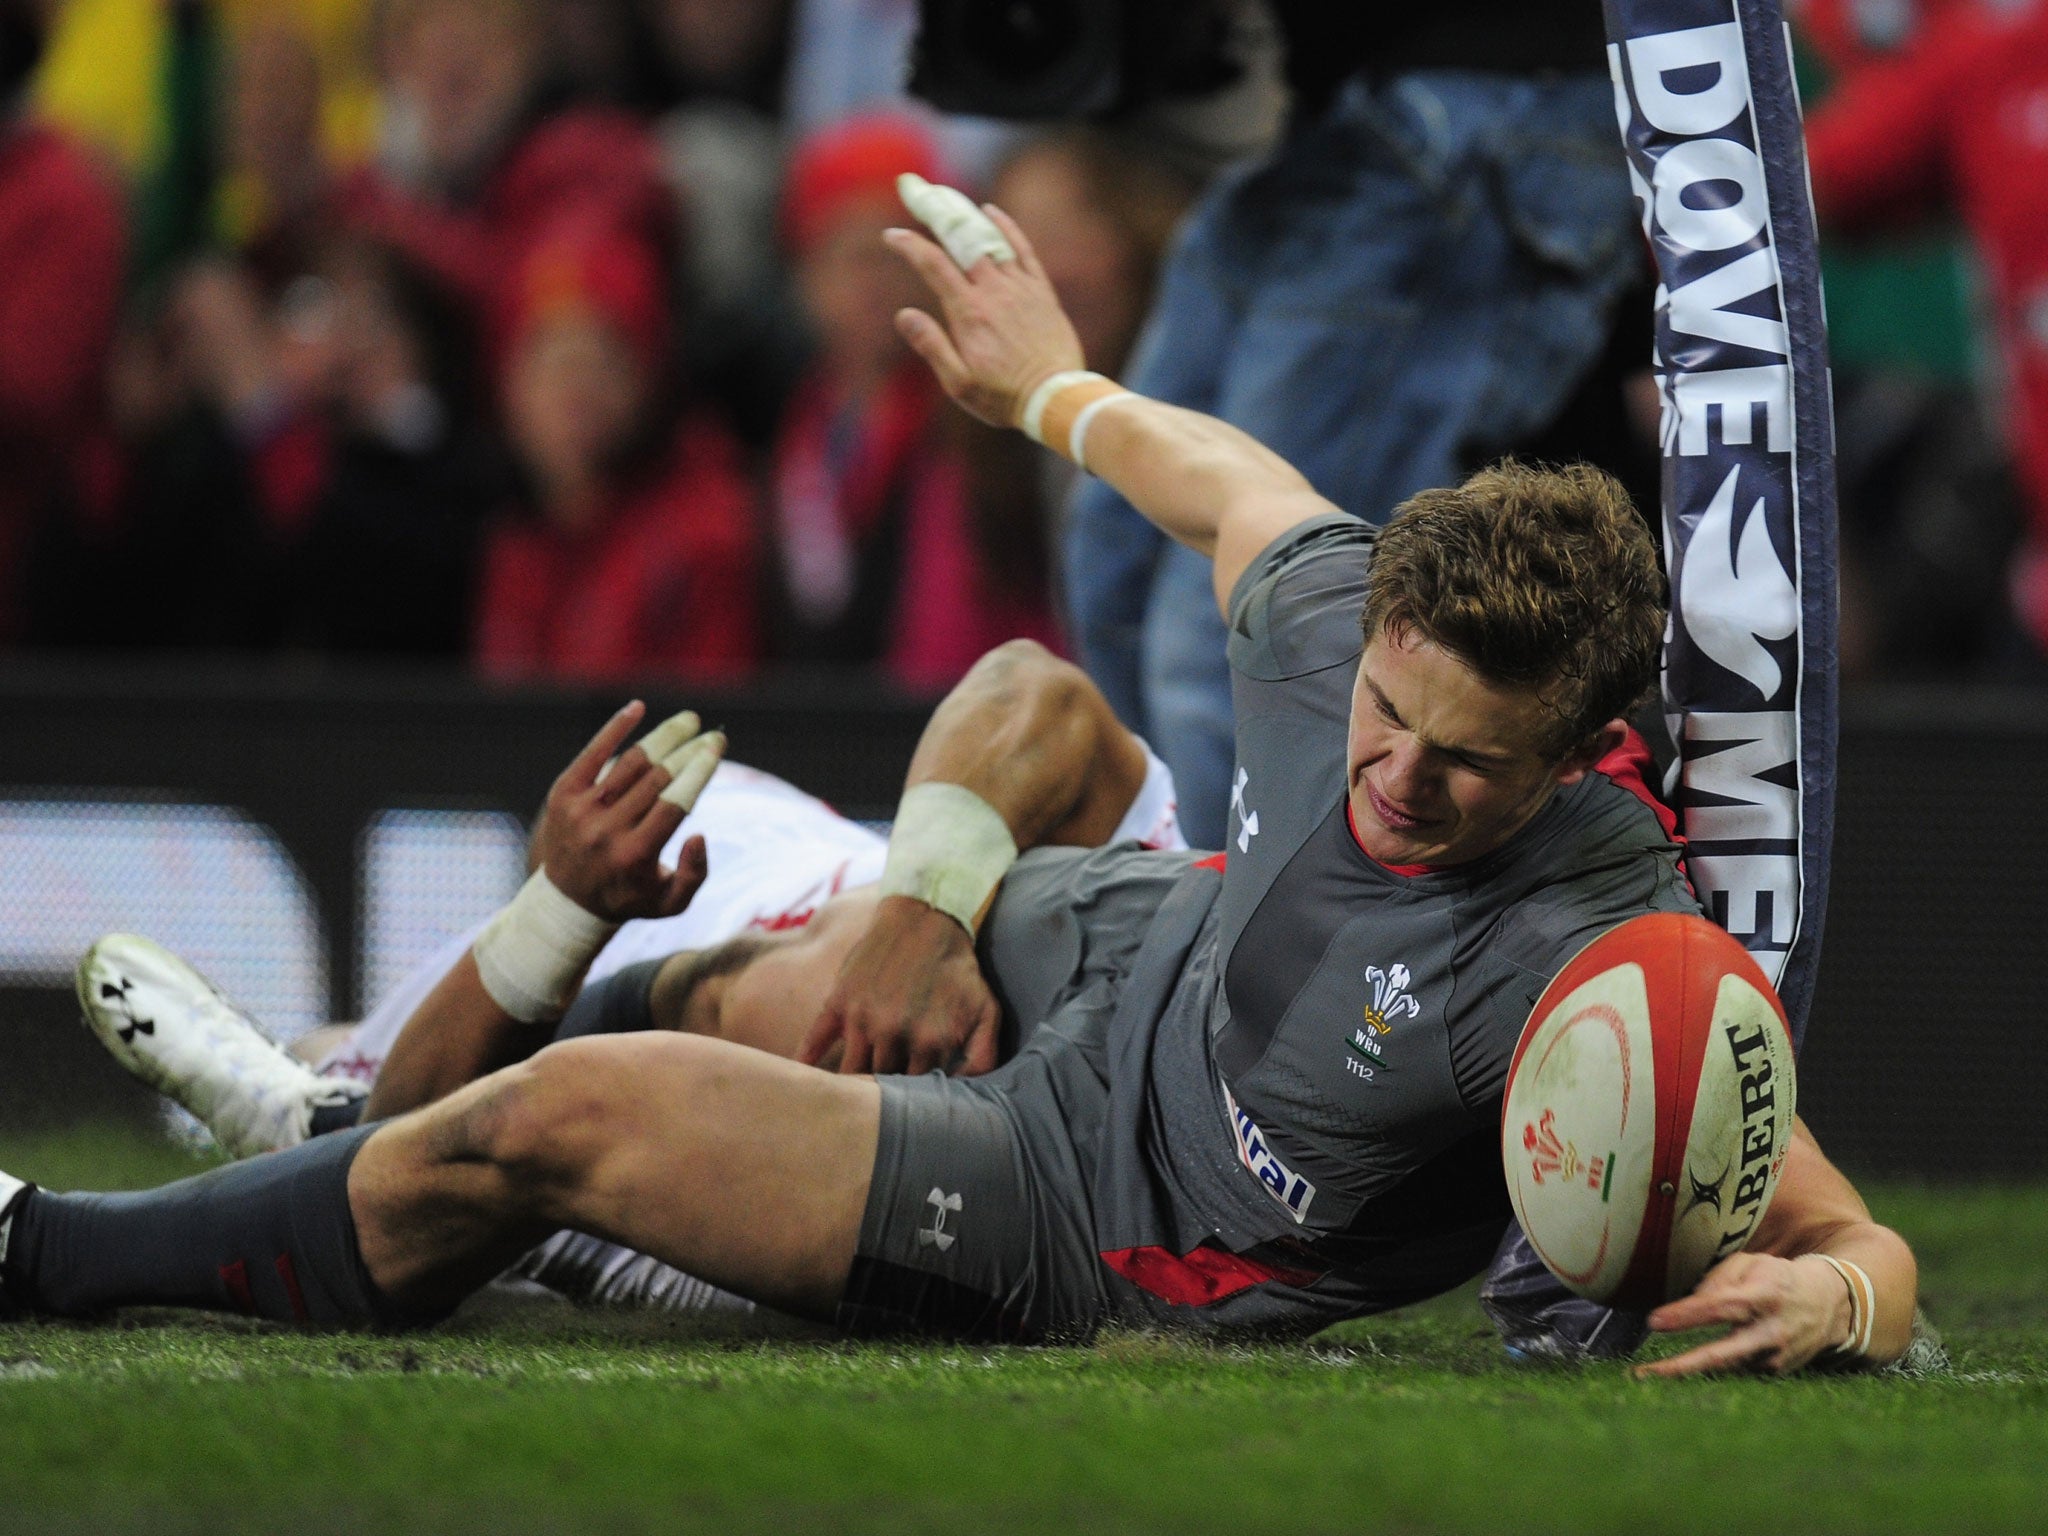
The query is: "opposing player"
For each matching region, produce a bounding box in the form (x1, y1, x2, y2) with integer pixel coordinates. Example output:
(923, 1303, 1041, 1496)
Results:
(75, 639, 1184, 1311)
(85, 637, 1179, 1149)
(2, 188, 1917, 1377)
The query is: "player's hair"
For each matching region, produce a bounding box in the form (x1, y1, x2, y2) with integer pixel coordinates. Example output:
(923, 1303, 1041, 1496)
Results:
(1362, 460, 1666, 759)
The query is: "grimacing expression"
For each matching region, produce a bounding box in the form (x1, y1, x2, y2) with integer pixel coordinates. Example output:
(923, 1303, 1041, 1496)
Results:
(1344, 628, 1611, 870)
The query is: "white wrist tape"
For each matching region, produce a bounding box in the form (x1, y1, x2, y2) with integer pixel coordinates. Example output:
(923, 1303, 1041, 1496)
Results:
(1813, 1254, 1877, 1357)
(1068, 388, 1140, 474)
(1017, 371, 1135, 467)
(880, 782, 1018, 935)
(473, 869, 619, 1025)
(897, 173, 1015, 269)
(1019, 370, 1102, 445)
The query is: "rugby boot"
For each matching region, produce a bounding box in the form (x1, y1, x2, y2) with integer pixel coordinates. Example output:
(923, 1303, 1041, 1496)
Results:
(1479, 1222, 1648, 1363)
(76, 933, 365, 1158)
(0, 1169, 24, 1313)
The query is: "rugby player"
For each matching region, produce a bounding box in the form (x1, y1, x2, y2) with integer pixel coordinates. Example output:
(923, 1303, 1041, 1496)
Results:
(1, 195, 1917, 1376)
(78, 639, 1184, 1311)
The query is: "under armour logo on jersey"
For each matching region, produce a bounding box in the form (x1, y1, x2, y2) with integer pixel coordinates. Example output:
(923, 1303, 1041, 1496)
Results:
(920, 1188, 962, 1251)
(1231, 767, 1260, 853)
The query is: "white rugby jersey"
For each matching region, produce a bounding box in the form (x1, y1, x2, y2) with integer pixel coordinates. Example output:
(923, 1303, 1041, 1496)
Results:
(317, 748, 1184, 1082)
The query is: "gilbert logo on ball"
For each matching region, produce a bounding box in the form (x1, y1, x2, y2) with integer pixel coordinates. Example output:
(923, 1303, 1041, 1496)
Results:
(1501, 912, 1796, 1310)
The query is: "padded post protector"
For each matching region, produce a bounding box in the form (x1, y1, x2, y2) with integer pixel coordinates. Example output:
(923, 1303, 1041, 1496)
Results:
(1602, 0, 1839, 1047)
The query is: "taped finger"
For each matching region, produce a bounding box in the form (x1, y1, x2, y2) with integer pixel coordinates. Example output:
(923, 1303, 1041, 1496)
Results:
(659, 730, 726, 809)
(898, 173, 1015, 269)
(615, 756, 672, 821)
(639, 709, 703, 763)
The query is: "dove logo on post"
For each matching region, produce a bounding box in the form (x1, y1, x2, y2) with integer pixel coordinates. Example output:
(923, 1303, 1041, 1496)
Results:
(1678, 465, 1798, 703)
(1608, 2, 1813, 987)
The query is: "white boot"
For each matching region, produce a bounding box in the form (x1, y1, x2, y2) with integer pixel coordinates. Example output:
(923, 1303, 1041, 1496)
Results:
(76, 934, 365, 1158)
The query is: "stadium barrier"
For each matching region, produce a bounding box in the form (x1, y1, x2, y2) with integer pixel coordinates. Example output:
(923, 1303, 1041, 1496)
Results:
(0, 661, 2041, 1178)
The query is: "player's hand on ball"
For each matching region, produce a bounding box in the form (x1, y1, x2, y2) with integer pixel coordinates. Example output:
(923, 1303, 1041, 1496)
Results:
(801, 895, 1002, 1077)
(884, 193, 1085, 432)
(535, 701, 722, 923)
(1635, 1251, 1854, 1378)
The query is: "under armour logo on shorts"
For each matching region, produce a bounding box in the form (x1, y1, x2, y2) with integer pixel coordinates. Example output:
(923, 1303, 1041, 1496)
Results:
(920, 1187, 962, 1251)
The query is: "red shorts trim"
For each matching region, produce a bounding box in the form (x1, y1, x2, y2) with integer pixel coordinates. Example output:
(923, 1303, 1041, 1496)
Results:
(1099, 1242, 1319, 1307)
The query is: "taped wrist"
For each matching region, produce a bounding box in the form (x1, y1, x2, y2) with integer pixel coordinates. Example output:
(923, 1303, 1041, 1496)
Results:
(1812, 1253, 1877, 1358)
(879, 782, 1019, 936)
(1017, 371, 1136, 473)
(472, 869, 620, 1024)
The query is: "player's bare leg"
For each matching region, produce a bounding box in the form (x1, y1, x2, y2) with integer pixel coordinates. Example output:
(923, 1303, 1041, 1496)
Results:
(0, 1031, 878, 1326)
(354, 1032, 879, 1317)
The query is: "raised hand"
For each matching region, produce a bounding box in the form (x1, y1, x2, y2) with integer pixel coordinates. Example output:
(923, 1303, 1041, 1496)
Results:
(535, 702, 724, 924)
(884, 198, 1086, 430)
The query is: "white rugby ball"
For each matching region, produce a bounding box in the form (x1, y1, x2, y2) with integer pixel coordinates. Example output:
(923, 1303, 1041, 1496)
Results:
(1501, 912, 1797, 1309)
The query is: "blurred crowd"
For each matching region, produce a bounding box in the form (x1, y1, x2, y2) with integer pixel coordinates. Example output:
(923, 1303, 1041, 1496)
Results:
(1800, 0, 2048, 679)
(0, 0, 1202, 689)
(0, 0, 2046, 689)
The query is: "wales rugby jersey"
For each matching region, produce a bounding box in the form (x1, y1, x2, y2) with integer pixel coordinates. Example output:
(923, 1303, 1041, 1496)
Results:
(1088, 514, 1697, 1332)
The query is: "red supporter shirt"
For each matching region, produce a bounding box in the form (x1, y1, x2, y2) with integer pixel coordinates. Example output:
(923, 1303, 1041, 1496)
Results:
(771, 364, 1062, 689)
(474, 413, 759, 683)
(345, 108, 672, 364)
(1804, 6, 2048, 537)
(0, 122, 124, 640)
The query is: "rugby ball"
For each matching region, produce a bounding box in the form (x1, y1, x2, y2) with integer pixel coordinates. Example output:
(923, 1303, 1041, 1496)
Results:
(1501, 912, 1796, 1310)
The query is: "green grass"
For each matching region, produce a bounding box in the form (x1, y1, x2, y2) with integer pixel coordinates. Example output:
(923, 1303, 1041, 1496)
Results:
(0, 1128, 2043, 1535)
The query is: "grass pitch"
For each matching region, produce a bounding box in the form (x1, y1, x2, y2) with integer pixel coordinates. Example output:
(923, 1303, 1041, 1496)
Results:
(0, 1128, 2042, 1536)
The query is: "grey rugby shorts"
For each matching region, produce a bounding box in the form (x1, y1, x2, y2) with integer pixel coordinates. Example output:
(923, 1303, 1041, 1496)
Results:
(835, 845, 1192, 1342)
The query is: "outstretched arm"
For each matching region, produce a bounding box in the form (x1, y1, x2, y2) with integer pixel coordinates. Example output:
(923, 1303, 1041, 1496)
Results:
(1637, 1119, 1918, 1377)
(800, 639, 1164, 1076)
(884, 200, 1339, 612)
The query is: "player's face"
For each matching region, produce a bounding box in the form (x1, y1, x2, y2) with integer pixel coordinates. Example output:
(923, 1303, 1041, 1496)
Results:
(1345, 628, 1594, 869)
(664, 888, 884, 1058)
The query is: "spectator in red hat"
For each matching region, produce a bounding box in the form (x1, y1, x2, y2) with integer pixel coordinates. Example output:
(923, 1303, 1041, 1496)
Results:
(473, 214, 758, 682)
(768, 113, 1061, 689)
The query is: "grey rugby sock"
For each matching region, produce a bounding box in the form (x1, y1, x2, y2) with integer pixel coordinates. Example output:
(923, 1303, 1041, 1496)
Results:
(2, 1124, 394, 1325)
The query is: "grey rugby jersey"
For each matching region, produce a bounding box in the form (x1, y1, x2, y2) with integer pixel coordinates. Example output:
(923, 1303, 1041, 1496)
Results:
(1089, 513, 1696, 1330)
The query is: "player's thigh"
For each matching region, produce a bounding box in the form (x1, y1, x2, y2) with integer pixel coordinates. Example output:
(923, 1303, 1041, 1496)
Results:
(499, 1033, 881, 1317)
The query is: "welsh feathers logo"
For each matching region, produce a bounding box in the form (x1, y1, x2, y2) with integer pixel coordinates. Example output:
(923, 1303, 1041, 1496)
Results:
(1349, 964, 1420, 1065)
(1361, 963, 1420, 1034)
(1523, 1109, 1617, 1203)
